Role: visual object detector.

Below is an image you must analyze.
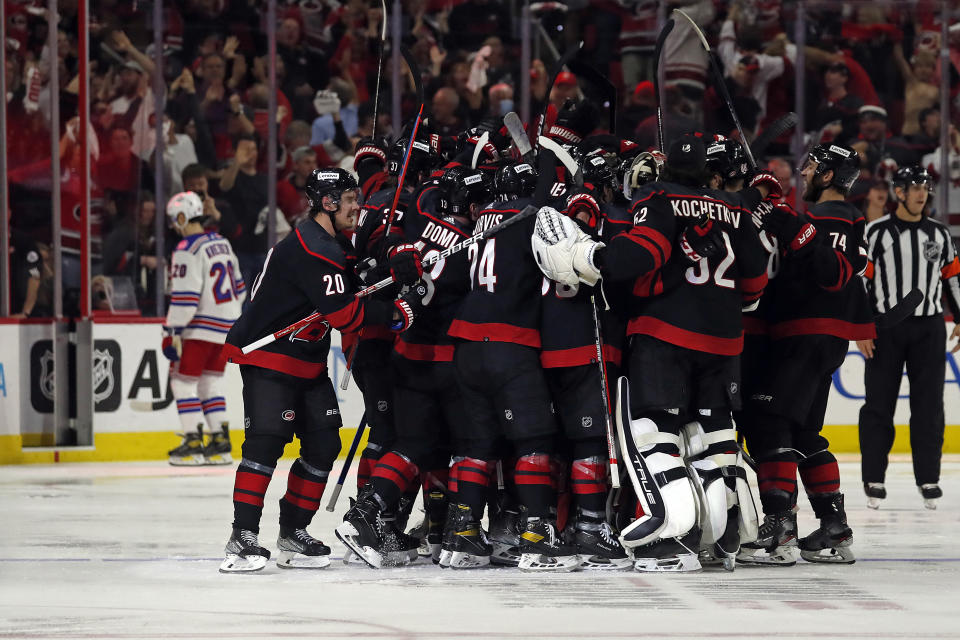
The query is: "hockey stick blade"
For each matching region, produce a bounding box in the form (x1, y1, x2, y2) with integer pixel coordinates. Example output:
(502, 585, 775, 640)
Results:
(614, 376, 667, 547)
(876, 289, 924, 329)
(242, 206, 539, 354)
(535, 41, 584, 146)
(503, 111, 534, 162)
(751, 112, 798, 161)
(539, 136, 583, 187)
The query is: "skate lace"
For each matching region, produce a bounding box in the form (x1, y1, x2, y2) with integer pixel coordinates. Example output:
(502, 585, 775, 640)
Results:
(599, 522, 617, 545)
(239, 530, 260, 548)
(294, 529, 320, 545)
(757, 515, 778, 538)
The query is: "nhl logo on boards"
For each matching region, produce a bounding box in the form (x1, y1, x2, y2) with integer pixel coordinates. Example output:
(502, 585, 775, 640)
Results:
(92, 348, 116, 405)
(923, 240, 941, 263)
(377, 400, 388, 412)
(281, 410, 296, 422)
(504, 409, 514, 421)
(581, 416, 593, 429)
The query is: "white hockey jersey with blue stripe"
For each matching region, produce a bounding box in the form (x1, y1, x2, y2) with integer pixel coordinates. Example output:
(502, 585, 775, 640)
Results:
(165, 232, 246, 343)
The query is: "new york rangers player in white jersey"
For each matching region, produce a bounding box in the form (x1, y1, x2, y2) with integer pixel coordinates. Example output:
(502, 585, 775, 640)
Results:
(164, 191, 246, 466)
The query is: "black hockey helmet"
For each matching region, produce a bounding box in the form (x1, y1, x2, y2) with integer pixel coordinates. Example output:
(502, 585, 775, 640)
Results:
(892, 164, 934, 194)
(438, 166, 493, 216)
(304, 168, 359, 213)
(582, 151, 618, 194)
(705, 135, 749, 185)
(806, 143, 861, 193)
(387, 136, 437, 177)
(493, 161, 538, 201)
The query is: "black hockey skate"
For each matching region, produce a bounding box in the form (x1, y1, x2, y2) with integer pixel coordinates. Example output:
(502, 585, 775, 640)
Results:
(335, 490, 386, 569)
(632, 530, 703, 573)
(864, 482, 886, 510)
(737, 511, 798, 566)
(700, 506, 740, 572)
(518, 517, 579, 572)
(169, 432, 205, 466)
(799, 493, 854, 564)
(203, 430, 233, 466)
(439, 504, 492, 569)
(220, 528, 271, 573)
(920, 484, 942, 510)
(276, 526, 331, 569)
(488, 507, 522, 567)
(574, 520, 632, 570)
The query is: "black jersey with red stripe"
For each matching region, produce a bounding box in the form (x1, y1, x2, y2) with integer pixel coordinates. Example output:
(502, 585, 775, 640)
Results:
(448, 197, 542, 348)
(601, 182, 769, 356)
(764, 200, 875, 341)
(395, 184, 474, 362)
(353, 186, 412, 259)
(224, 216, 396, 378)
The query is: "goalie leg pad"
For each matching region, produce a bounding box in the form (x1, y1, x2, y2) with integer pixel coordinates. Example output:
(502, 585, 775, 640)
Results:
(689, 460, 728, 547)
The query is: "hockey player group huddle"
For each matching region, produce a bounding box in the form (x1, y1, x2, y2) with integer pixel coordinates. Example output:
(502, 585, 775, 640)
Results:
(162, 94, 881, 574)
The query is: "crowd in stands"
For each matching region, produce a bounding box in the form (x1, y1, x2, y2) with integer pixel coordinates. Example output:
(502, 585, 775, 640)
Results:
(4, 0, 960, 317)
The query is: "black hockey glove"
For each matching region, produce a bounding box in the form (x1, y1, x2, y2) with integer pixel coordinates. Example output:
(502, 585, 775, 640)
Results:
(387, 242, 424, 287)
(353, 136, 389, 173)
(680, 214, 725, 263)
(763, 202, 817, 254)
(391, 280, 430, 332)
(548, 98, 600, 145)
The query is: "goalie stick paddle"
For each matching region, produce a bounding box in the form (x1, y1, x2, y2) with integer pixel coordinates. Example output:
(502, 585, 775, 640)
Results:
(652, 18, 675, 153)
(750, 111, 798, 161)
(241, 205, 539, 354)
(672, 8, 757, 170)
(326, 413, 368, 512)
(614, 376, 667, 546)
(875, 288, 924, 330)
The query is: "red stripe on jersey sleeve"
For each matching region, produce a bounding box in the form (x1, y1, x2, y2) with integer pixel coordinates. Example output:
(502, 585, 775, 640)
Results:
(740, 272, 768, 302)
(325, 298, 365, 333)
(296, 229, 345, 271)
(942, 257, 960, 280)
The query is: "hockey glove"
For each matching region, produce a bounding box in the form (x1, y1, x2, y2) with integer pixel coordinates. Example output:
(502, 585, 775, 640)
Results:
(387, 243, 424, 287)
(680, 214, 725, 263)
(548, 98, 600, 146)
(532, 206, 604, 287)
(390, 280, 430, 332)
(763, 202, 817, 254)
(566, 189, 602, 230)
(161, 327, 183, 362)
(748, 170, 783, 200)
(353, 136, 389, 172)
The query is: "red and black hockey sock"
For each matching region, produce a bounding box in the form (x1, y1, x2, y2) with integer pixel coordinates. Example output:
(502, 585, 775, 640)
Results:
(571, 456, 608, 520)
(757, 454, 798, 514)
(232, 458, 275, 533)
(356, 443, 383, 490)
(368, 451, 420, 511)
(455, 457, 495, 516)
(799, 451, 842, 518)
(279, 458, 329, 529)
(515, 453, 555, 519)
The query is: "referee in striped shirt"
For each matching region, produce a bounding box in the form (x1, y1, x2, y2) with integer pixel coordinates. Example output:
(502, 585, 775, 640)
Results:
(858, 165, 960, 510)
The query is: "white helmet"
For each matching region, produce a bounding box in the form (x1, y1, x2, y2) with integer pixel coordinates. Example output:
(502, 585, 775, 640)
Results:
(166, 191, 204, 234)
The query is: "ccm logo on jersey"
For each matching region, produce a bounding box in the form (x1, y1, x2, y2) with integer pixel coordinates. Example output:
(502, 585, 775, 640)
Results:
(282, 410, 296, 421)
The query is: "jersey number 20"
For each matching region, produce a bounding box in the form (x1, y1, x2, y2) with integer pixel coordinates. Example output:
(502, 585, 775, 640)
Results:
(210, 263, 242, 303)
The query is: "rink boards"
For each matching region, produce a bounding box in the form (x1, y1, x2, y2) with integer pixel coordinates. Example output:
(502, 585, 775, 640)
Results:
(0, 318, 958, 464)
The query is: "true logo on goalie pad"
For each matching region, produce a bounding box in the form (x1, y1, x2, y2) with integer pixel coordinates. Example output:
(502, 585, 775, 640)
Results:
(632, 455, 658, 505)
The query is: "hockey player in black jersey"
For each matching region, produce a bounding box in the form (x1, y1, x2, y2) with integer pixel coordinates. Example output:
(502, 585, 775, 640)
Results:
(534, 133, 772, 572)
(738, 143, 874, 566)
(335, 166, 493, 569)
(219, 168, 428, 573)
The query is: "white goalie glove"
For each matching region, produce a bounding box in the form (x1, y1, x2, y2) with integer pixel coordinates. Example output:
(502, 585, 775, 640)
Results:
(531, 206, 604, 286)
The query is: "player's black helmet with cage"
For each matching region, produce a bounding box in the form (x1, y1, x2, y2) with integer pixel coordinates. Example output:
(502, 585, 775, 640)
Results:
(386, 136, 437, 178)
(304, 168, 359, 212)
(892, 165, 935, 194)
(705, 136, 749, 185)
(582, 151, 618, 194)
(493, 161, 538, 201)
(806, 143, 861, 194)
(438, 166, 493, 216)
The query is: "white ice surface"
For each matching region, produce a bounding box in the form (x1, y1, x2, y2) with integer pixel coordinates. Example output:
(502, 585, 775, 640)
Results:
(2, 458, 959, 639)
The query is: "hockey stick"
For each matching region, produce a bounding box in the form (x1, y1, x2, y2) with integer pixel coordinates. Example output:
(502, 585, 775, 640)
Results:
(672, 8, 757, 170)
(241, 205, 539, 354)
(503, 111, 534, 163)
(471, 131, 489, 169)
(326, 413, 368, 512)
(652, 18, 675, 152)
(567, 59, 617, 134)
(750, 111, 798, 161)
(590, 294, 620, 489)
(875, 288, 923, 330)
(534, 41, 583, 149)
(614, 376, 668, 547)
(370, 0, 388, 138)
(538, 136, 583, 187)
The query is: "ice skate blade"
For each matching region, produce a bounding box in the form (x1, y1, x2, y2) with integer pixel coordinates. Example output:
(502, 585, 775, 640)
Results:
(334, 525, 383, 569)
(518, 553, 579, 572)
(169, 455, 205, 466)
(634, 552, 701, 573)
(342, 550, 366, 565)
(924, 499, 938, 510)
(219, 553, 268, 573)
(381, 549, 416, 567)
(736, 547, 797, 567)
(204, 453, 233, 466)
(866, 497, 881, 510)
(578, 554, 633, 571)
(799, 546, 856, 564)
(490, 541, 521, 566)
(699, 551, 736, 572)
(437, 548, 452, 568)
(276, 550, 331, 569)
(448, 551, 491, 569)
